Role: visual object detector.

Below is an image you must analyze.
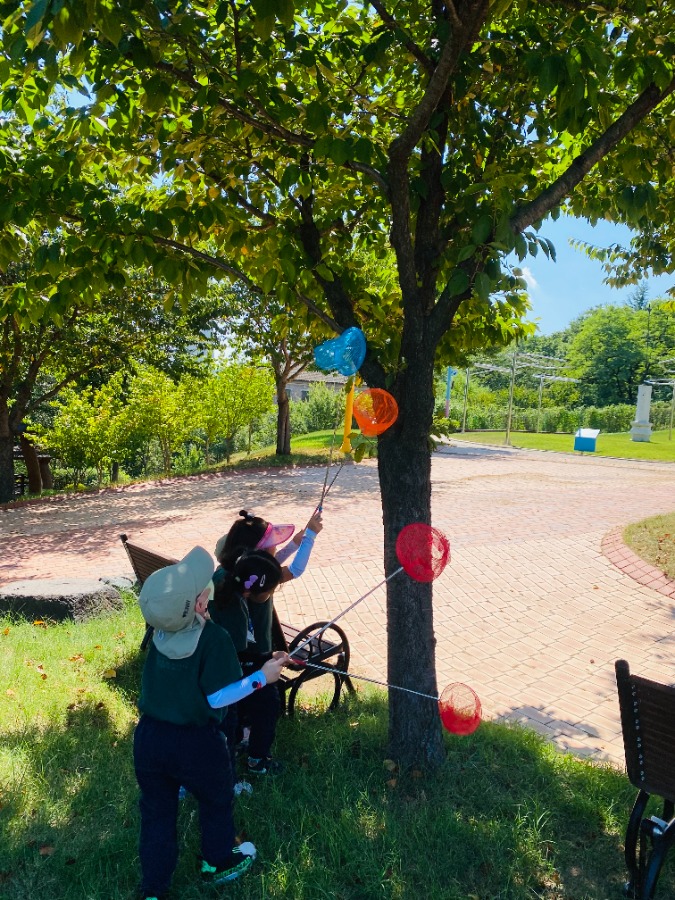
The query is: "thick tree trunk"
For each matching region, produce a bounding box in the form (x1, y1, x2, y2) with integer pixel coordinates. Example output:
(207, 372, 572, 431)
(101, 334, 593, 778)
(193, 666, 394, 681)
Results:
(20, 435, 42, 494)
(111, 461, 119, 484)
(40, 455, 54, 490)
(0, 399, 15, 504)
(377, 354, 445, 770)
(276, 380, 291, 456)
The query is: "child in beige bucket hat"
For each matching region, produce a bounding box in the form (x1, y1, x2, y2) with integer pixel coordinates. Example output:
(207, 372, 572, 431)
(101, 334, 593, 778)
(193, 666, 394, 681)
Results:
(134, 546, 288, 899)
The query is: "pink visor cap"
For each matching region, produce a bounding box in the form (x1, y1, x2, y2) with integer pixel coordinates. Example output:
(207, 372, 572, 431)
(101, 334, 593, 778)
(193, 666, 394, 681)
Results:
(256, 522, 295, 551)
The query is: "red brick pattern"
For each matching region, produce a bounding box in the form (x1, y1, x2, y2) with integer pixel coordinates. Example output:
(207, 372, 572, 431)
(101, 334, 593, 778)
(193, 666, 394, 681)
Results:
(2, 443, 675, 768)
(602, 528, 675, 598)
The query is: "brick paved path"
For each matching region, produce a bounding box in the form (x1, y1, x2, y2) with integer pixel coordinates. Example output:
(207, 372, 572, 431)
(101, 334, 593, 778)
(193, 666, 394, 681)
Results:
(2, 443, 674, 766)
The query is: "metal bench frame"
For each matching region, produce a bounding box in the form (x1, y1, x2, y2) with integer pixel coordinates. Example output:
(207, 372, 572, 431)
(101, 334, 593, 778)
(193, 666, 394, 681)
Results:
(120, 533, 355, 716)
(615, 659, 675, 899)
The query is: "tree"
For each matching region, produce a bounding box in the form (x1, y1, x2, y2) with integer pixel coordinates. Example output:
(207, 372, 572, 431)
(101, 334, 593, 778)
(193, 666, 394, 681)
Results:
(626, 280, 650, 311)
(0, 249, 226, 502)
(3, 1, 675, 768)
(187, 360, 274, 463)
(217, 284, 321, 455)
(567, 306, 646, 405)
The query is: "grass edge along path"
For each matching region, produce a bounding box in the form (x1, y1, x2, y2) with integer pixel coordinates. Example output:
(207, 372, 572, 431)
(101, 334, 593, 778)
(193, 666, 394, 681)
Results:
(624, 511, 675, 581)
(2, 597, 674, 899)
(450, 429, 675, 462)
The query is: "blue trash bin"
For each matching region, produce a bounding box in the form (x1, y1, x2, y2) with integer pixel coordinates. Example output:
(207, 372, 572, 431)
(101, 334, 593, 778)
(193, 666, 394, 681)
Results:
(574, 428, 600, 452)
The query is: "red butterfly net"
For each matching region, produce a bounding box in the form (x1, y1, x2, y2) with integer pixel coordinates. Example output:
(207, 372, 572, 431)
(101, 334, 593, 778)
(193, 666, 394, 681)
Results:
(439, 683, 482, 735)
(353, 388, 399, 437)
(395, 523, 451, 582)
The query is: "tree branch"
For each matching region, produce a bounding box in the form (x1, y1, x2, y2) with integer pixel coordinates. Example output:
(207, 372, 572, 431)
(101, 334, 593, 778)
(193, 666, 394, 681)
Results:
(510, 76, 675, 233)
(150, 235, 261, 291)
(389, 2, 487, 164)
(155, 60, 315, 149)
(369, 0, 435, 75)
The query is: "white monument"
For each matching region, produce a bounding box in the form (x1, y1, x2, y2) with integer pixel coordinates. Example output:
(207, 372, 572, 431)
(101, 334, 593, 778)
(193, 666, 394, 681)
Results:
(630, 383, 653, 442)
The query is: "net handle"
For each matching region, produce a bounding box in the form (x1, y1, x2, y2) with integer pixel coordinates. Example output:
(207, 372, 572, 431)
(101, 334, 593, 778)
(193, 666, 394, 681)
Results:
(339, 381, 356, 453)
(288, 566, 404, 659)
(297, 659, 440, 702)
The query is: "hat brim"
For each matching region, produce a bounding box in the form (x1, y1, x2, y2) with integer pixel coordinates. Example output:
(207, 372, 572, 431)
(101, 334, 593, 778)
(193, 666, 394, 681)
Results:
(256, 523, 295, 551)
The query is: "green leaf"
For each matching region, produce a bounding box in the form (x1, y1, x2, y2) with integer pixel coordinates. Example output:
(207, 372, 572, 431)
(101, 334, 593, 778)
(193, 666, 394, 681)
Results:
(253, 15, 274, 40)
(24, 0, 49, 38)
(328, 138, 350, 166)
(471, 214, 492, 245)
(474, 272, 491, 301)
(262, 269, 278, 293)
(279, 164, 301, 191)
(315, 262, 334, 281)
(251, 0, 277, 17)
(445, 269, 470, 298)
(305, 100, 329, 132)
(278, 0, 295, 28)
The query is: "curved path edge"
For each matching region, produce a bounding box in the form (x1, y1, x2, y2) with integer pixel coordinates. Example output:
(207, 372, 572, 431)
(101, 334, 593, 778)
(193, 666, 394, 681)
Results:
(602, 527, 675, 599)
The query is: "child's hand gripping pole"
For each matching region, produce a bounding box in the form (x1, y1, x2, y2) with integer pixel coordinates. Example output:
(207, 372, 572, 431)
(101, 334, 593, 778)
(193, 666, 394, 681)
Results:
(339, 380, 356, 454)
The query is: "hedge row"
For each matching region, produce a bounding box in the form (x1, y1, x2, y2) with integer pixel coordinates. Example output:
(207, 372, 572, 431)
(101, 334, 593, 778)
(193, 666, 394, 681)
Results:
(451, 401, 674, 434)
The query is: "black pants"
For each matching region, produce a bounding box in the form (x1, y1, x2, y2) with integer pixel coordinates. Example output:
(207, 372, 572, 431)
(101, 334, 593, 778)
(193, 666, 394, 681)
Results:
(134, 715, 234, 897)
(237, 682, 280, 759)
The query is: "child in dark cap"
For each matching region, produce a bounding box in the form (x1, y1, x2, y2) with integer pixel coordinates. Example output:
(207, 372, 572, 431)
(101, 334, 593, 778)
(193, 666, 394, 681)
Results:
(134, 545, 288, 900)
(212, 509, 323, 777)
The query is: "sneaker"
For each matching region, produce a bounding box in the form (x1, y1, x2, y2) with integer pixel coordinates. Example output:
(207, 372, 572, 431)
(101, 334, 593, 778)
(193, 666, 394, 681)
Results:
(247, 756, 283, 775)
(233, 780, 253, 796)
(201, 844, 257, 884)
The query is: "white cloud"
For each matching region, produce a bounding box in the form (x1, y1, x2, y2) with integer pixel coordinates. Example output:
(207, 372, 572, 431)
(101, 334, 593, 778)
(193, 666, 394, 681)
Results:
(521, 266, 539, 290)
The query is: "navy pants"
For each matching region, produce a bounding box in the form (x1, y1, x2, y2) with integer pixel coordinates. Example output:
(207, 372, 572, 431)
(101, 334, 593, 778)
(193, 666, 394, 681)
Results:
(237, 681, 280, 759)
(134, 715, 234, 897)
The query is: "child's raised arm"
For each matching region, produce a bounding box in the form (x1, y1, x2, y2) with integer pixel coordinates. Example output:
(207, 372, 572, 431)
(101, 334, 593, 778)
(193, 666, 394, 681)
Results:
(206, 654, 289, 709)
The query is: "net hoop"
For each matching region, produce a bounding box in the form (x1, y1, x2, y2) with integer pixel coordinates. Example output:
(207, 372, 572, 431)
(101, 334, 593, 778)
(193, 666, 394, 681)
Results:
(438, 683, 481, 735)
(353, 388, 399, 437)
(313, 327, 366, 376)
(395, 523, 450, 582)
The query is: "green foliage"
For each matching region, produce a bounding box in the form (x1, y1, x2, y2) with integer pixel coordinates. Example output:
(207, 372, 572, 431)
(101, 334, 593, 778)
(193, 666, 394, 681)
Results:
(303, 381, 344, 433)
(32, 375, 126, 485)
(184, 360, 274, 463)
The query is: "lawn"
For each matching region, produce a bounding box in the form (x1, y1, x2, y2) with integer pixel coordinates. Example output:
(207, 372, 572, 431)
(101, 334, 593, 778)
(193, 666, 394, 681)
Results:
(624, 511, 675, 580)
(451, 429, 675, 462)
(2, 596, 674, 899)
(218, 430, 342, 470)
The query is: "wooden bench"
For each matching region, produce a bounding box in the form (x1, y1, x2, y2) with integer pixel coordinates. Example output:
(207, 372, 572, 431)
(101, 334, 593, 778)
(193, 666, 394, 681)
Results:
(120, 534, 355, 716)
(615, 659, 675, 899)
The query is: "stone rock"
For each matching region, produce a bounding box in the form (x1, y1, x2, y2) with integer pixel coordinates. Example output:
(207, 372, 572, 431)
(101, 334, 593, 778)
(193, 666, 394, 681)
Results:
(0, 578, 123, 622)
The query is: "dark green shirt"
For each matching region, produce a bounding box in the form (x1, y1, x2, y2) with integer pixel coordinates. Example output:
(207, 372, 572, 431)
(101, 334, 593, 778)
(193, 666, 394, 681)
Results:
(138, 620, 242, 726)
(210, 567, 250, 652)
(248, 596, 273, 654)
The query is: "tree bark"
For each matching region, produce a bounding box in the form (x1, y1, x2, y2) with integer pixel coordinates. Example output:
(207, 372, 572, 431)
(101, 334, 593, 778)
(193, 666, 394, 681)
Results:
(20, 435, 42, 494)
(40, 455, 54, 490)
(378, 348, 445, 769)
(0, 397, 15, 504)
(276, 379, 291, 456)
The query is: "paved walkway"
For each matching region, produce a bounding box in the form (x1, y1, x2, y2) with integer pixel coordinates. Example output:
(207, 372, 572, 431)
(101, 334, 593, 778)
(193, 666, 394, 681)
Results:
(2, 443, 674, 767)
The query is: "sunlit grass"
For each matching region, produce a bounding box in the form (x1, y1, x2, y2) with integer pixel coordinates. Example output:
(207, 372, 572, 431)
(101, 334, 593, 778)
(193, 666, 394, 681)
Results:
(451, 429, 675, 461)
(2, 597, 674, 898)
(624, 511, 675, 579)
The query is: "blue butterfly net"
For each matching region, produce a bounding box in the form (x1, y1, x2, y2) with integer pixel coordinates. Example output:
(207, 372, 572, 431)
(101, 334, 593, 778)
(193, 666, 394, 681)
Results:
(314, 327, 366, 376)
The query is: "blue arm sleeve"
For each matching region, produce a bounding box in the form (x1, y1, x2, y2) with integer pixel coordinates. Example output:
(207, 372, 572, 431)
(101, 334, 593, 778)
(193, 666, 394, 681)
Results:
(275, 540, 299, 564)
(287, 528, 317, 579)
(207, 670, 268, 708)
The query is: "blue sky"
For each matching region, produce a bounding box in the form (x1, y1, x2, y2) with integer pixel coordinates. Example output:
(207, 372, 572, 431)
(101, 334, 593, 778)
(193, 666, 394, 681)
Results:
(520, 217, 674, 336)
